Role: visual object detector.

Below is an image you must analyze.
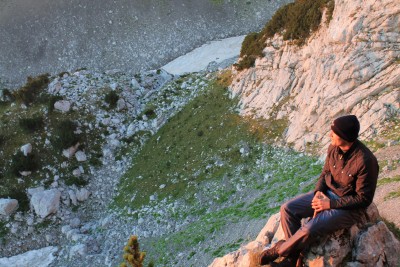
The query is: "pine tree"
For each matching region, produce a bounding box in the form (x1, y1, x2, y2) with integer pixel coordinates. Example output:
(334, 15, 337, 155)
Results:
(120, 235, 149, 267)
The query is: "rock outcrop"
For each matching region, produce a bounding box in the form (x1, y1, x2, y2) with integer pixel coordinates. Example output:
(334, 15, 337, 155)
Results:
(209, 204, 400, 267)
(30, 189, 61, 218)
(230, 0, 400, 152)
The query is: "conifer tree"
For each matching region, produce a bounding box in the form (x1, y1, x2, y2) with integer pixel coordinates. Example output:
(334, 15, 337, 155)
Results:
(120, 235, 151, 267)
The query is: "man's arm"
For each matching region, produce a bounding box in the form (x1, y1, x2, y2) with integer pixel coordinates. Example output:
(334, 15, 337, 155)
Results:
(330, 155, 378, 209)
(314, 145, 333, 194)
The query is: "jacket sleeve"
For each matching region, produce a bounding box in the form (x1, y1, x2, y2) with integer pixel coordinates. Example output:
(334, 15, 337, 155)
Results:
(314, 145, 333, 194)
(330, 155, 379, 209)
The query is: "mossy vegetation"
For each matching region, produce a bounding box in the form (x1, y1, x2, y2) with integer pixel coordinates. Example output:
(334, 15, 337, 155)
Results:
(235, 0, 335, 70)
(12, 74, 50, 104)
(0, 74, 104, 209)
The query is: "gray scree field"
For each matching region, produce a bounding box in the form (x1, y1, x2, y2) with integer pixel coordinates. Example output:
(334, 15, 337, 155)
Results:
(0, 0, 290, 88)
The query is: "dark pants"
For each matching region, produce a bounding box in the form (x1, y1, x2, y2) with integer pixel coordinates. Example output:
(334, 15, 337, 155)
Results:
(278, 191, 363, 257)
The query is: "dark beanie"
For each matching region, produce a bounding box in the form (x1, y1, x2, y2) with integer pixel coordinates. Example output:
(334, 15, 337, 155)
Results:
(331, 115, 360, 142)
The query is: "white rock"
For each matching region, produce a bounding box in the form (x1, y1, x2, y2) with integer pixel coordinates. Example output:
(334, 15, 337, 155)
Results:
(54, 100, 71, 113)
(76, 188, 90, 202)
(75, 151, 87, 162)
(69, 244, 87, 258)
(68, 190, 78, 206)
(62, 143, 80, 159)
(72, 168, 81, 177)
(0, 246, 58, 267)
(0, 199, 18, 216)
(131, 78, 140, 88)
(27, 187, 45, 198)
(117, 98, 126, 111)
(70, 218, 81, 228)
(19, 171, 32, 176)
(31, 189, 61, 218)
(20, 143, 32, 156)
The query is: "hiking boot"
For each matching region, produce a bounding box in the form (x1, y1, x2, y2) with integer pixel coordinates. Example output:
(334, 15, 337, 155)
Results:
(260, 240, 285, 265)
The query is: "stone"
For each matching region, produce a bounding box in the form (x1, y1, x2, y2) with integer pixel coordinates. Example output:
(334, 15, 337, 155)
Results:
(27, 187, 45, 198)
(68, 190, 78, 206)
(0, 199, 18, 216)
(209, 203, 400, 267)
(72, 168, 81, 177)
(117, 98, 126, 111)
(54, 100, 71, 113)
(30, 189, 61, 218)
(0, 246, 58, 267)
(63, 143, 80, 159)
(75, 151, 87, 162)
(20, 143, 32, 156)
(69, 244, 87, 258)
(76, 188, 90, 202)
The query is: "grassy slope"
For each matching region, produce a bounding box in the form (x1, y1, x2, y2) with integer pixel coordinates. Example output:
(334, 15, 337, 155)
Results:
(113, 72, 322, 266)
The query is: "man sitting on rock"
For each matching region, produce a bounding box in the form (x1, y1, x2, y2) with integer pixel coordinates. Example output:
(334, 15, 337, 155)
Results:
(260, 115, 379, 267)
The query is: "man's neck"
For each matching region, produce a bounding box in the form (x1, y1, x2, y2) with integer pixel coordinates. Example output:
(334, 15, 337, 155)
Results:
(339, 142, 354, 153)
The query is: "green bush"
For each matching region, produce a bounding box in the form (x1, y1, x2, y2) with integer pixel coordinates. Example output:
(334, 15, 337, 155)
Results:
(52, 119, 81, 150)
(19, 116, 44, 133)
(11, 151, 39, 176)
(235, 0, 334, 70)
(12, 74, 50, 104)
(105, 90, 119, 109)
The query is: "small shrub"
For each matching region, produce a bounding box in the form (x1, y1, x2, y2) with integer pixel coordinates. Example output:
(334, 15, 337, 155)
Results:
(19, 116, 44, 133)
(52, 119, 80, 150)
(12, 74, 50, 104)
(105, 90, 119, 109)
(120, 235, 149, 267)
(144, 108, 157, 119)
(1, 89, 14, 102)
(64, 176, 88, 187)
(11, 151, 39, 176)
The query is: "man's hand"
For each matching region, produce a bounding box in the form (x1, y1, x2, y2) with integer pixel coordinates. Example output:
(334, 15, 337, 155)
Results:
(312, 191, 330, 215)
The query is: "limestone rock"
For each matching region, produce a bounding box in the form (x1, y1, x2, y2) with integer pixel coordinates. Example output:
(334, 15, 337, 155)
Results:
(54, 100, 71, 113)
(75, 151, 87, 162)
(20, 143, 32, 156)
(69, 244, 87, 258)
(63, 143, 80, 159)
(0, 246, 58, 267)
(209, 203, 400, 267)
(30, 189, 61, 218)
(230, 0, 400, 151)
(75, 188, 90, 202)
(0, 198, 18, 216)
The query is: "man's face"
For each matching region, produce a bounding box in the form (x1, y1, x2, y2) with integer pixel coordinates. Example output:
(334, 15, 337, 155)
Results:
(330, 130, 345, 147)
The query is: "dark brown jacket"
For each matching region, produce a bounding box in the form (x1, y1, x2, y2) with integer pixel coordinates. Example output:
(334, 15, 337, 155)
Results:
(315, 140, 379, 209)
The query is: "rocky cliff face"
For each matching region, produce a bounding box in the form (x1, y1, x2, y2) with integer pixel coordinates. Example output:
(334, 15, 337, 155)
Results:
(230, 0, 400, 152)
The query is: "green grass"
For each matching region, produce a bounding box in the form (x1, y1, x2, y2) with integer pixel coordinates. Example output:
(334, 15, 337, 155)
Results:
(112, 74, 322, 266)
(113, 79, 269, 209)
(377, 175, 400, 186)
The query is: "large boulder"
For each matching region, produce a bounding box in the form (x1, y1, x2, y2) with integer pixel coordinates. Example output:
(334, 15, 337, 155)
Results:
(30, 189, 61, 218)
(0, 246, 58, 267)
(0, 199, 18, 216)
(209, 204, 400, 267)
